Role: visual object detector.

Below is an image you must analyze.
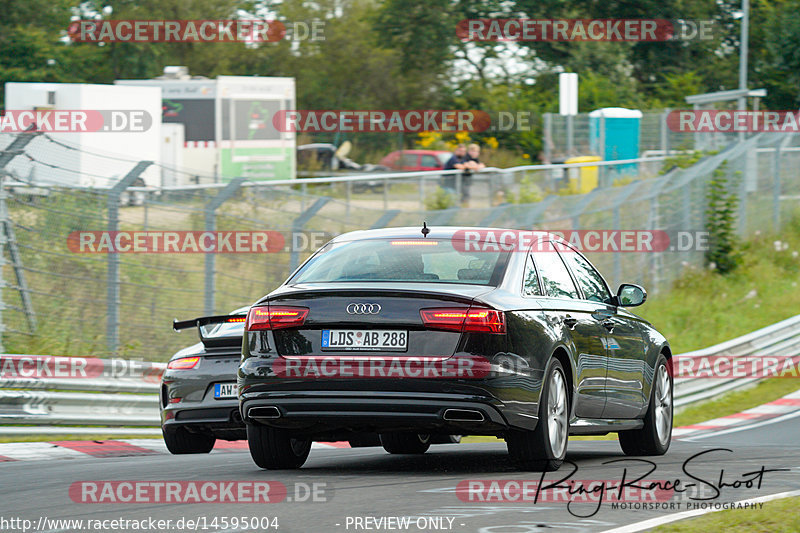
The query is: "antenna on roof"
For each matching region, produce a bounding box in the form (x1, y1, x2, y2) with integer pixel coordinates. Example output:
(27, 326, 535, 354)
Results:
(421, 222, 430, 238)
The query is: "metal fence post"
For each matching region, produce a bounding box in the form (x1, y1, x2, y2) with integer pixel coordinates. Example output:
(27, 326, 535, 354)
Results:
(609, 181, 643, 286)
(612, 207, 621, 285)
(599, 115, 606, 186)
(566, 114, 574, 156)
(569, 188, 601, 230)
(773, 135, 794, 232)
(649, 196, 661, 293)
(289, 197, 331, 272)
(0, 174, 6, 352)
(543, 113, 552, 163)
(345, 180, 352, 220)
(543, 113, 553, 186)
(773, 141, 781, 232)
(0, 130, 42, 350)
(737, 150, 748, 236)
(107, 161, 153, 354)
(204, 178, 245, 315)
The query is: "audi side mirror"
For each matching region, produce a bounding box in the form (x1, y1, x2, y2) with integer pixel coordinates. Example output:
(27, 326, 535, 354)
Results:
(614, 284, 647, 307)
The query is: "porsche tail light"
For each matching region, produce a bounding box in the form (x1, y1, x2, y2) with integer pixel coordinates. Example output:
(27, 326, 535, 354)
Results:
(420, 307, 506, 334)
(246, 305, 309, 331)
(167, 356, 200, 370)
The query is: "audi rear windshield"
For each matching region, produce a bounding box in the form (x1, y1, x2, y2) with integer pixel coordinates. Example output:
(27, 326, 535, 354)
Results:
(289, 238, 509, 286)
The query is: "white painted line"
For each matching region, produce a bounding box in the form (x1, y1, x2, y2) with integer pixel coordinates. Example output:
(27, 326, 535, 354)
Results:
(685, 408, 800, 441)
(742, 403, 795, 414)
(120, 439, 168, 452)
(312, 443, 343, 449)
(0, 442, 87, 461)
(694, 417, 740, 427)
(600, 489, 800, 533)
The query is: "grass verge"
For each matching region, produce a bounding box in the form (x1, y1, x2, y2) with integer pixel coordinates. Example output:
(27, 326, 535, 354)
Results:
(652, 495, 800, 532)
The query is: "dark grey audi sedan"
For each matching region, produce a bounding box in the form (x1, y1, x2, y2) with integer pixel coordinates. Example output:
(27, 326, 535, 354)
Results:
(238, 227, 672, 471)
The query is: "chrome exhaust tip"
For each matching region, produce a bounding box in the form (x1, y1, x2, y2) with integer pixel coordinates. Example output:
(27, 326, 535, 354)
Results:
(248, 406, 281, 419)
(443, 408, 485, 422)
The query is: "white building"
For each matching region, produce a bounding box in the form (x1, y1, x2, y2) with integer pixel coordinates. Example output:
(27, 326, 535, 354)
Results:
(3, 82, 162, 187)
(117, 71, 296, 183)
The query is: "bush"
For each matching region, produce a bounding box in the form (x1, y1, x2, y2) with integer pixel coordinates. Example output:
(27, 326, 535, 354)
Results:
(507, 174, 544, 204)
(424, 187, 457, 210)
(705, 164, 741, 274)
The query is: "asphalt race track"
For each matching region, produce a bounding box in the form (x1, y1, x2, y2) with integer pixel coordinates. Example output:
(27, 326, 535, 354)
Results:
(2, 412, 800, 533)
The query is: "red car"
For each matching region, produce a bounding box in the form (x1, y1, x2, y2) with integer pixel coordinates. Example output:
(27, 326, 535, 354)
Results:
(379, 150, 452, 171)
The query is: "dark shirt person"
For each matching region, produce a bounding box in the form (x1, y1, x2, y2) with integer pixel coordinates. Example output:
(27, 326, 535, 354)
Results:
(442, 144, 468, 194)
(457, 144, 486, 206)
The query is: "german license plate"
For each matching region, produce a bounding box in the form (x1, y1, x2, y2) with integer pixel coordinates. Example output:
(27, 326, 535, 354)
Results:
(321, 330, 408, 351)
(214, 382, 237, 399)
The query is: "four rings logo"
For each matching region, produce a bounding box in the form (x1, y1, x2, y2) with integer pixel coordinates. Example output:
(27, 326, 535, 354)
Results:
(346, 303, 381, 315)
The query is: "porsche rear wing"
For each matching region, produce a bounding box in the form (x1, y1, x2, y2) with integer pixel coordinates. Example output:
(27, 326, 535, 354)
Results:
(173, 314, 246, 348)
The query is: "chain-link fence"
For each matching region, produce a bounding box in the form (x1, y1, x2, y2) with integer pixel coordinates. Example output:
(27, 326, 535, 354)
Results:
(542, 110, 733, 162)
(0, 130, 798, 360)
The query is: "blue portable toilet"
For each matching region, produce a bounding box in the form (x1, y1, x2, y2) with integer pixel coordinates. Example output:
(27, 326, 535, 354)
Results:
(589, 107, 642, 179)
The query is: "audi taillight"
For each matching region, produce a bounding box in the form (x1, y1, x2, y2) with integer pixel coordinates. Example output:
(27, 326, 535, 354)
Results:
(246, 305, 309, 331)
(167, 356, 200, 370)
(420, 307, 506, 334)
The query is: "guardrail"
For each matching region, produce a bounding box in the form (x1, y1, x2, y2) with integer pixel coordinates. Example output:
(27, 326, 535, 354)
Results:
(0, 355, 163, 435)
(672, 314, 800, 408)
(0, 314, 799, 436)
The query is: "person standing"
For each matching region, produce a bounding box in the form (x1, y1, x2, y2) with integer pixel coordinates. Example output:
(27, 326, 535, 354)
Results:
(459, 143, 486, 206)
(443, 144, 469, 193)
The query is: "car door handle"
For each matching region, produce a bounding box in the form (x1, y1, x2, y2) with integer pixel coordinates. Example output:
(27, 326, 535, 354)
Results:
(602, 320, 615, 332)
(563, 315, 578, 329)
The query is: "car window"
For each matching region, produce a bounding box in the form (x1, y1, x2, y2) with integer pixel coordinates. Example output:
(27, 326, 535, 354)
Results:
(531, 246, 579, 299)
(420, 155, 439, 167)
(291, 239, 509, 286)
(522, 254, 542, 296)
(401, 153, 418, 167)
(557, 244, 612, 303)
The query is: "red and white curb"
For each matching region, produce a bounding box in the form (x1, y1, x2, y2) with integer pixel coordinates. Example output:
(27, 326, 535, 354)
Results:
(0, 439, 349, 463)
(3, 388, 799, 462)
(672, 388, 800, 438)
